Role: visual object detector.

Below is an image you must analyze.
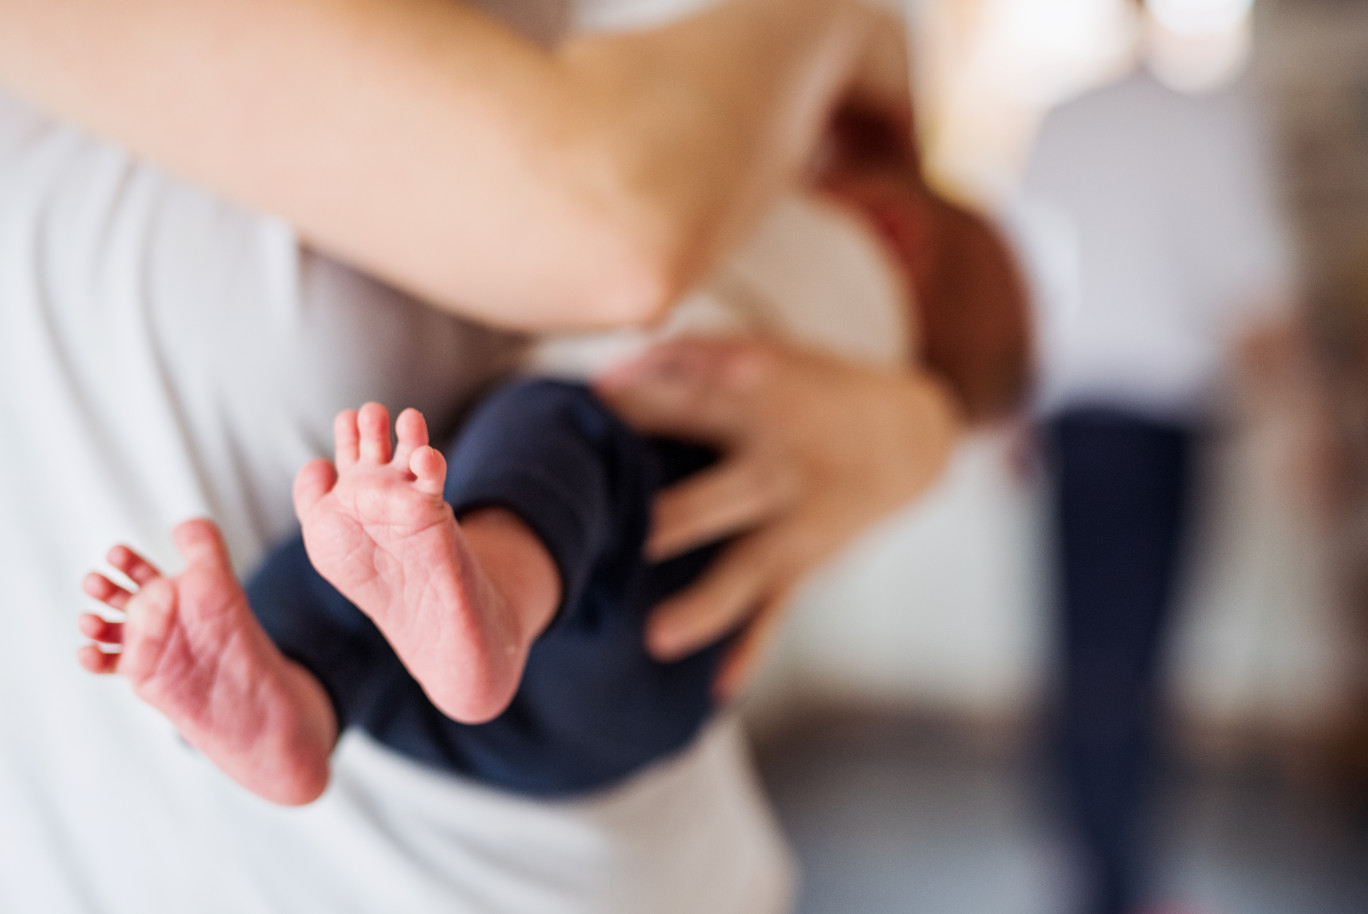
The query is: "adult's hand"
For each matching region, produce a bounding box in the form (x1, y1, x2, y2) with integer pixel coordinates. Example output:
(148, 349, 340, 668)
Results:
(595, 336, 959, 699)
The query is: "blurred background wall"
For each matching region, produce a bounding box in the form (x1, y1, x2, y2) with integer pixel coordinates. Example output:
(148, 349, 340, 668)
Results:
(745, 0, 1354, 773)
(739, 3, 1368, 911)
(1261, 0, 1368, 795)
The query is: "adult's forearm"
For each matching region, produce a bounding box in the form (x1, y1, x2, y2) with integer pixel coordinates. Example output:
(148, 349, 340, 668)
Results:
(560, 0, 873, 306)
(0, 0, 875, 329)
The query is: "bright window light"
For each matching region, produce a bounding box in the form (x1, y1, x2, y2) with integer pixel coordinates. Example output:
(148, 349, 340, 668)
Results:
(1147, 0, 1254, 35)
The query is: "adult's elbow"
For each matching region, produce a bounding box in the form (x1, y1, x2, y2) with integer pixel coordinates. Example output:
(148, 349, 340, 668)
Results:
(572, 226, 695, 327)
(502, 201, 698, 330)
(400, 214, 691, 332)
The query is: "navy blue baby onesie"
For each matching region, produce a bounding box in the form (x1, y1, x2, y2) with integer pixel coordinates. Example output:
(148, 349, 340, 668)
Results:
(247, 379, 725, 796)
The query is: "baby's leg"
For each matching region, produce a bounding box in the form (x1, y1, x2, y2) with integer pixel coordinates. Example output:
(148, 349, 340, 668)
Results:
(240, 381, 710, 795)
(77, 520, 336, 805)
(270, 380, 721, 796)
(293, 404, 557, 724)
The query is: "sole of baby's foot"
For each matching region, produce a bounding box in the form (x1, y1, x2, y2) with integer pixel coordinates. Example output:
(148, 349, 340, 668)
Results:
(293, 403, 524, 724)
(78, 520, 337, 806)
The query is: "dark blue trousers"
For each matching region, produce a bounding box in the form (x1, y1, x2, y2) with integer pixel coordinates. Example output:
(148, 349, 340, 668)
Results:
(1046, 407, 1196, 914)
(246, 379, 725, 796)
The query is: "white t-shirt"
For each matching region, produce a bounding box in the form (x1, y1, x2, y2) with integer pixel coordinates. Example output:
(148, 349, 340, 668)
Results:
(0, 1, 799, 909)
(1017, 69, 1294, 420)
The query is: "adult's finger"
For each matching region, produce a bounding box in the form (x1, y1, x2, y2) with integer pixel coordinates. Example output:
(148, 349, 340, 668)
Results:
(647, 453, 799, 561)
(645, 532, 779, 661)
(596, 337, 760, 393)
(713, 584, 796, 701)
(596, 375, 739, 445)
(594, 339, 766, 442)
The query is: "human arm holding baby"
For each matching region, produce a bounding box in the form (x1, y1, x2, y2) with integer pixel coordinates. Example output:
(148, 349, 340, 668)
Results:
(600, 13, 1033, 694)
(0, 0, 890, 329)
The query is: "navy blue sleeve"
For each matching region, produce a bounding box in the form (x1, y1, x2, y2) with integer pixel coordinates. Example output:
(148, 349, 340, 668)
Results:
(441, 378, 652, 631)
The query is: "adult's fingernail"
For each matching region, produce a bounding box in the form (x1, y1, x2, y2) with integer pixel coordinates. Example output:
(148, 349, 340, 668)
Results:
(645, 618, 688, 661)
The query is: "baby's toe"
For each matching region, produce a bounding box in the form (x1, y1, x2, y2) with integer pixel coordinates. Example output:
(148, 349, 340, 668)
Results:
(357, 402, 393, 465)
(77, 644, 121, 675)
(121, 578, 178, 684)
(392, 408, 429, 466)
(410, 446, 447, 497)
(107, 545, 161, 586)
(79, 612, 124, 645)
(334, 409, 361, 469)
(84, 572, 132, 611)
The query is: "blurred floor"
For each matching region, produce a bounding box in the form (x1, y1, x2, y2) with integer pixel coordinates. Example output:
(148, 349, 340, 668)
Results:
(753, 712, 1368, 914)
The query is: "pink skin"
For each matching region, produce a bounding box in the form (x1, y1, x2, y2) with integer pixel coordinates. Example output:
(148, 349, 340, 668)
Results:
(292, 403, 557, 724)
(77, 521, 337, 806)
(78, 404, 559, 806)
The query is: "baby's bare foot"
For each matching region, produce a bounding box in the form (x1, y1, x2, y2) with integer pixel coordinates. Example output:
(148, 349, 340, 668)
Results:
(78, 520, 336, 805)
(293, 404, 525, 723)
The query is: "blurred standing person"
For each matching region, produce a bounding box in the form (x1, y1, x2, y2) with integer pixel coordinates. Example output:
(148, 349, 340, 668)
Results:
(1015, 2, 1295, 912)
